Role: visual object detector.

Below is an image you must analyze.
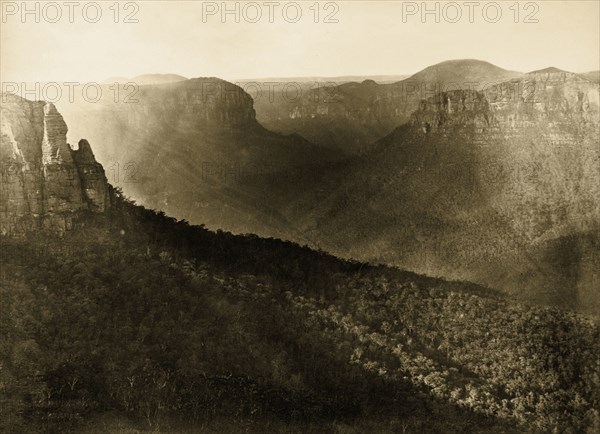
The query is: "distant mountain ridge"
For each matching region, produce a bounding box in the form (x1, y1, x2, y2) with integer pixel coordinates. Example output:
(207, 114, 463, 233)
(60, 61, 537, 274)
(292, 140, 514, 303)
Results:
(56, 77, 338, 238)
(103, 73, 189, 85)
(236, 74, 411, 84)
(13, 60, 598, 313)
(406, 59, 521, 83)
(236, 69, 600, 313)
(580, 70, 600, 83)
(251, 59, 524, 154)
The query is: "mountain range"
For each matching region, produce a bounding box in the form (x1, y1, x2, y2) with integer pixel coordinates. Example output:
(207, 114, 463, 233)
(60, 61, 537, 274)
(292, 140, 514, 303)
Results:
(13, 59, 600, 315)
(1, 90, 599, 433)
(247, 59, 523, 155)
(102, 73, 189, 85)
(57, 78, 337, 239)
(240, 68, 599, 311)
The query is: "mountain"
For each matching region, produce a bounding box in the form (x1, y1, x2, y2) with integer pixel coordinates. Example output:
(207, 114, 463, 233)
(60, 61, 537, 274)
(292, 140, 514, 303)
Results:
(0, 93, 111, 235)
(239, 69, 600, 313)
(580, 70, 600, 83)
(408, 59, 521, 84)
(103, 73, 188, 85)
(56, 78, 339, 238)
(46, 63, 599, 312)
(2, 95, 599, 433)
(236, 74, 410, 84)
(35, 63, 598, 314)
(250, 59, 523, 155)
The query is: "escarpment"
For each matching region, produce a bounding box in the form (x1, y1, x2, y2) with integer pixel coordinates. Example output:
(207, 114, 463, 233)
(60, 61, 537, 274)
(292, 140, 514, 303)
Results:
(407, 71, 600, 241)
(251, 70, 599, 311)
(252, 59, 523, 154)
(0, 93, 111, 235)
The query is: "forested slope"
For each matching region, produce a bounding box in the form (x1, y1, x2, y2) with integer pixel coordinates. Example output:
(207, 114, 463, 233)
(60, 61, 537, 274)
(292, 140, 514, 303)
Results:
(1, 191, 598, 433)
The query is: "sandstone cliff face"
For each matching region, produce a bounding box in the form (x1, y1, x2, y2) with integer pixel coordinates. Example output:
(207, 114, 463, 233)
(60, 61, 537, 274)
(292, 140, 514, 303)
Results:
(409, 71, 600, 242)
(244, 71, 599, 311)
(55, 78, 337, 236)
(410, 70, 599, 134)
(0, 93, 110, 235)
(72, 139, 111, 213)
(253, 60, 523, 154)
(60, 78, 334, 168)
(396, 75, 599, 310)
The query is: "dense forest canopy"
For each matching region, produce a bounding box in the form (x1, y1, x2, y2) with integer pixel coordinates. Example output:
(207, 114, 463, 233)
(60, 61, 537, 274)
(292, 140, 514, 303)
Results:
(1, 191, 599, 433)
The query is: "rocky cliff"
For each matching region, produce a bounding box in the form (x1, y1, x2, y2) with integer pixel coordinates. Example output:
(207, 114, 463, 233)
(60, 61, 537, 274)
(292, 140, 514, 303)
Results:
(409, 70, 600, 241)
(237, 69, 600, 312)
(0, 93, 110, 235)
(56, 77, 337, 238)
(253, 59, 523, 154)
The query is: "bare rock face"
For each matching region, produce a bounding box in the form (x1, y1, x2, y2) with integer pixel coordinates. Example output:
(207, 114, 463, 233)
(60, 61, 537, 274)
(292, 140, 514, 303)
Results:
(56, 77, 338, 235)
(410, 89, 491, 134)
(73, 139, 111, 213)
(408, 72, 600, 242)
(0, 93, 110, 235)
(260, 71, 599, 311)
(252, 59, 523, 154)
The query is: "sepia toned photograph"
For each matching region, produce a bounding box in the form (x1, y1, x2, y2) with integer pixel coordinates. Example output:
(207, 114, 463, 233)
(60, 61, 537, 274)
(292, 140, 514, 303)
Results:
(1, 1, 599, 432)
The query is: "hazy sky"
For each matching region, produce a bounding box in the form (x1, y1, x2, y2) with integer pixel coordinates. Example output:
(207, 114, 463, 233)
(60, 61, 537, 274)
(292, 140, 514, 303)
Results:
(1, 1, 599, 82)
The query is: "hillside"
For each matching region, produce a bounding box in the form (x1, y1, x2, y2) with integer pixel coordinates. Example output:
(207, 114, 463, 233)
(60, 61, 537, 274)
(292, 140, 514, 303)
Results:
(407, 59, 521, 84)
(2, 93, 599, 433)
(580, 70, 600, 83)
(1, 192, 599, 433)
(238, 70, 600, 313)
(56, 78, 339, 239)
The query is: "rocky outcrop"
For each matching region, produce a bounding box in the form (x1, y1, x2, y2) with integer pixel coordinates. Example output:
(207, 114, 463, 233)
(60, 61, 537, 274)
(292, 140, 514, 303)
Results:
(411, 70, 599, 133)
(248, 70, 599, 312)
(410, 89, 491, 134)
(0, 93, 110, 236)
(72, 139, 111, 213)
(407, 72, 600, 242)
(55, 77, 338, 234)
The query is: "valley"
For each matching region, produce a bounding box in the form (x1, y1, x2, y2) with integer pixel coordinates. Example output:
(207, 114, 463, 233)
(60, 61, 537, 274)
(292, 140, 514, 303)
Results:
(48, 61, 600, 314)
(2, 58, 599, 433)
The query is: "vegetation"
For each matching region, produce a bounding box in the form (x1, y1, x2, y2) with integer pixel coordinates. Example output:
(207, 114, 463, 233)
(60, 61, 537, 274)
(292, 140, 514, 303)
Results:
(1, 190, 598, 433)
